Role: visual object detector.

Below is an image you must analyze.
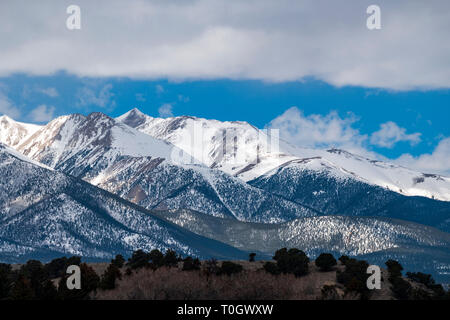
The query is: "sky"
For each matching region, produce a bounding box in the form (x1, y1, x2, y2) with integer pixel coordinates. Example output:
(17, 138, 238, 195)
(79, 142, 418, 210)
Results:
(0, 0, 449, 175)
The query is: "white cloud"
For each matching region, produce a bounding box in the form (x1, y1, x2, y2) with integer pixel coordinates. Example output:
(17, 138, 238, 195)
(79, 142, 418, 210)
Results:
(268, 107, 368, 154)
(370, 121, 421, 148)
(135, 93, 146, 102)
(395, 138, 450, 175)
(76, 84, 115, 109)
(269, 107, 450, 175)
(156, 85, 164, 94)
(158, 103, 173, 118)
(0, 0, 449, 90)
(0, 92, 21, 119)
(38, 87, 59, 98)
(29, 104, 55, 122)
(178, 94, 190, 103)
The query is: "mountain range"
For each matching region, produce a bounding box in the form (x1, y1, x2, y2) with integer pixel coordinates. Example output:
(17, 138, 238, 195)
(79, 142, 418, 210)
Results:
(0, 109, 449, 284)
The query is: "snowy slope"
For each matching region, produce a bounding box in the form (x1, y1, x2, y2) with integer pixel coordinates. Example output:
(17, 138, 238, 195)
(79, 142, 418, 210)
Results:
(12, 112, 315, 223)
(17, 112, 184, 169)
(116, 108, 450, 202)
(248, 156, 450, 232)
(0, 115, 41, 148)
(117, 108, 283, 178)
(0, 145, 250, 262)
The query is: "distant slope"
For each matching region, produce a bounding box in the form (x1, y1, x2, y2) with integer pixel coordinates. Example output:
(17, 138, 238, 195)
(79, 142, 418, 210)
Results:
(154, 209, 450, 285)
(248, 158, 450, 232)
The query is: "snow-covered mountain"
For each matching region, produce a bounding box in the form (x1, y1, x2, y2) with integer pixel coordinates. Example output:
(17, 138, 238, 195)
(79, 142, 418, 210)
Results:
(1, 109, 448, 227)
(12, 112, 315, 223)
(0, 115, 41, 148)
(0, 144, 250, 262)
(248, 157, 450, 232)
(116, 108, 450, 202)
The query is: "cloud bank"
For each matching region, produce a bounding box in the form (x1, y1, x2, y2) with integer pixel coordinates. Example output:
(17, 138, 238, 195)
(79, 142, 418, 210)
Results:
(0, 0, 449, 89)
(370, 122, 421, 148)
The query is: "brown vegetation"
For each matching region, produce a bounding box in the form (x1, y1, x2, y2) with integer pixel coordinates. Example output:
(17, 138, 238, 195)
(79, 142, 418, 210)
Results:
(95, 261, 349, 300)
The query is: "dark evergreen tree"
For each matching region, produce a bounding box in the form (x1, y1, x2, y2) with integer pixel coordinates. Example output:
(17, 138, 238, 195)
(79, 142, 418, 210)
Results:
(149, 249, 164, 268)
(0, 263, 14, 299)
(182, 257, 201, 271)
(163, 249, 178, 267)
(336, 258, 371, 299)
(111, 254, 125, 268)
(338, 255, 350, 265)
(315, 253, 337, 271)
(20, 260, 48, 298)
(273, 248, 309, 277)
(99, 264, 122, 290)
(127, 250, 150, 269)
(45, 257, 68, 279)
(385, 260, 403, 279)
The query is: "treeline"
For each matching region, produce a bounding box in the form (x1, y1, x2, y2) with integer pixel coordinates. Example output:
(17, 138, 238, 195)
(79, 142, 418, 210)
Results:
(0, 248, 448, 300)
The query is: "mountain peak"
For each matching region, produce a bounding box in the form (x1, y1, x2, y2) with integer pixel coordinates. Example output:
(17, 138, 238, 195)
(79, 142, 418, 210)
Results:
(116, 108, 152, 128)
(129, 107, 145, 116)
(87, 111, 112, 120)
(0, 114, 12, 122)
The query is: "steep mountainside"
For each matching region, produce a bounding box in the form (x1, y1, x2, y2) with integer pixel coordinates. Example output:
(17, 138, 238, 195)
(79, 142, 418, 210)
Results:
(248, 157, 450, 232)
(116, 109, 450, 201)
(0, 144, 250, 263)
(12, 114, 315, 223)
(0, 115, 41, 148)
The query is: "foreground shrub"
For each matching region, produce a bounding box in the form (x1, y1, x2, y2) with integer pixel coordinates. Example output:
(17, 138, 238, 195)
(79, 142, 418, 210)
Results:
(406, 271, 446, 299)
(163, 249, 179, 267)
(263, 262, 281, 275)
(149, 249, 164, 269)
(17, 260, 57, 300)
(111, 255, 125, 268)
(0, 263, 13, 299)
(385, 260, 403, 279)
(99, 264, 122, 290)
(218, 261, 243, 276)
(203, 259, 220, 277)
(273, 248, 309, 277)
(182, 257, 201, 271)
(315, 253, 337, 271)
(321, 285, 341, 300)
(127, 250, 150, 269)
(338, 255, 350, 265)
(336, 258, 370, 299)
(10, 275, 35, 300)
(390, 276, 412, 300)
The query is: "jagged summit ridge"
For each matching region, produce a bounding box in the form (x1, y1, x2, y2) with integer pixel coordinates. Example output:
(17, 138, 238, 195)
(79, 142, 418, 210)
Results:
(116, 109, 450, 201)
